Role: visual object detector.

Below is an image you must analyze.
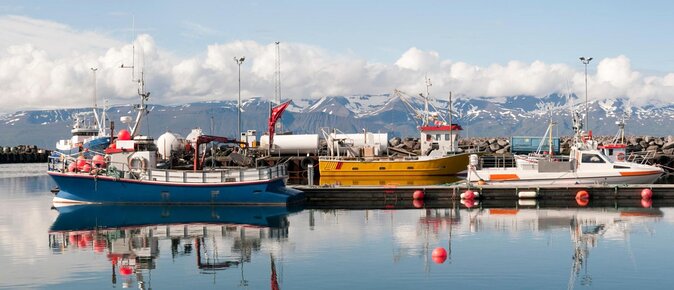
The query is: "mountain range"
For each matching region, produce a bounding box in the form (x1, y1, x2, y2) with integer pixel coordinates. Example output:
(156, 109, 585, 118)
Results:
(1, 92, 672, 149)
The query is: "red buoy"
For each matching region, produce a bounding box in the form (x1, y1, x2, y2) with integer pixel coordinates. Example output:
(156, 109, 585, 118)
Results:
(641, 198, 653, 208)
(575, 190, 589, 201)
(76, 156, 86, 170)
(68, 162, 77, 172)
(81, 163, 91, 173)
(413, 199, 424, 209)
(117, 129, 131, 141)
(461, 190, 475, 200)
(432, 247, 447, 264)
(641, 188, 653, 200)
(413, 190, 425, 200)
(92, 155, 106, 168)
(575, 190, 589, 207)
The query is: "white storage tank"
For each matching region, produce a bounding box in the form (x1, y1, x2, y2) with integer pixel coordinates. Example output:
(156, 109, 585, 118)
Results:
(259, 134, 320, 155)
(156, 132, 184, 159)
(331, 132, 388, 156)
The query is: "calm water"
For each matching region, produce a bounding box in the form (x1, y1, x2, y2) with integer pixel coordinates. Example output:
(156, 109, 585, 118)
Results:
(2, 164, 674, 289)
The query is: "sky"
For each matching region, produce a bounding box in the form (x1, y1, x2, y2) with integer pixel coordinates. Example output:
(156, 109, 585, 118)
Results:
(1, 0, 674, 113)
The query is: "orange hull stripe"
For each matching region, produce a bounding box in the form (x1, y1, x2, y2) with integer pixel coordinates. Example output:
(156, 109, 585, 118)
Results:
(619, 170, 662, 176)
(489, 209, 519, 215)
(490, 174, 520, 180)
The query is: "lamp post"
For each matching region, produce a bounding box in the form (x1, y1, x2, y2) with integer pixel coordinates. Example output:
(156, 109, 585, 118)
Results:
(579, 57, 593, 131)
(90, 67, 98, 109)
(233, 56, 245, 137)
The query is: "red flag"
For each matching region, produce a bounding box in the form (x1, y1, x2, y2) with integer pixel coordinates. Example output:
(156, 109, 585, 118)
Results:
(268, 101, 290, 150)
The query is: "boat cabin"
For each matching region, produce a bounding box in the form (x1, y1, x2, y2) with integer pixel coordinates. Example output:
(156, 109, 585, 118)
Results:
(599, 144, 627, 163)
(420, 124, 462, 156)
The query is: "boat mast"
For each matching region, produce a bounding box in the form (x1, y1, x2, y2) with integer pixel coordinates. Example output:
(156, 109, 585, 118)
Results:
(449, 91, 453, 151)
(423, 76, 432, 126)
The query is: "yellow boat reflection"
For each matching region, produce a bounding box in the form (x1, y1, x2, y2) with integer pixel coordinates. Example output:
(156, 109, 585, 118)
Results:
(319, 175, 462, 187)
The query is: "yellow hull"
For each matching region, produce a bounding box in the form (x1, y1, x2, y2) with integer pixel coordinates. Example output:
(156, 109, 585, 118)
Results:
(319, 175, 461, 187)
(318, 153, 470, 176)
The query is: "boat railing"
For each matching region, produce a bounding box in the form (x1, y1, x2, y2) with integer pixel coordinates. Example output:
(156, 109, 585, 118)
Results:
(49, 154, 289, 183)
(627, 151, 656, 165)
(145, 164, 288, 183)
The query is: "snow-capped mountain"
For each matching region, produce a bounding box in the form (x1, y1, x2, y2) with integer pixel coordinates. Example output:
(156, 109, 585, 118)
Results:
(1, 93, 673, 149)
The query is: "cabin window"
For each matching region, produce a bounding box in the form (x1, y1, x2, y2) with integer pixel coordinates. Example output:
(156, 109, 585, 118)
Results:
(445, 134, 450, 141)
(436, 134, 441, 141)
(582, 153, 605, 163)
(426, 134, 432, 141)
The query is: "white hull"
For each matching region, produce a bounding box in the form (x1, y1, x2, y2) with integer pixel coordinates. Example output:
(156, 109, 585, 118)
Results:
(468, 168, 663, 185)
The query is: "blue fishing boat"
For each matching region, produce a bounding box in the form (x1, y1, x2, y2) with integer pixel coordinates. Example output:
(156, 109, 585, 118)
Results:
(48, 71, 303, 206)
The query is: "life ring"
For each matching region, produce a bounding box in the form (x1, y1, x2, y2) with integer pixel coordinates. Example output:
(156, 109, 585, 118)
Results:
(616, 152, 625, 161)
(128, 156, 148, 171)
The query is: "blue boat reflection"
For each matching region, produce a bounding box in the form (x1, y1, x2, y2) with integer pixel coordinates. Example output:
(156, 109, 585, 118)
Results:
(48, 205, 299, 289)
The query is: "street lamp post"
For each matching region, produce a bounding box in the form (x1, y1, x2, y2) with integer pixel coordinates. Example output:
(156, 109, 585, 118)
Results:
(90, 67, 98, 109)
(233, 56, 245, 137)
(579, 57, 593, 132)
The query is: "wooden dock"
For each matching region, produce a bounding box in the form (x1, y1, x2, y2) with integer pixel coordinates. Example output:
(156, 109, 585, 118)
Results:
(292, 183, 674, 202)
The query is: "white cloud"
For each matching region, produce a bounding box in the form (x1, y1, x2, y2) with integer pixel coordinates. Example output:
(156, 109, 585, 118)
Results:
(0, 15, 673, 113)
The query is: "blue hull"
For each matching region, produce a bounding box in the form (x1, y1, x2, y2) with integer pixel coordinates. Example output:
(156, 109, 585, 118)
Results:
(49, 204, 302, 232)
(48, 172, 305, 205)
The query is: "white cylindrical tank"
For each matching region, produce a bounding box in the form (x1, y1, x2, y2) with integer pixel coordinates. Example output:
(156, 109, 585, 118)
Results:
(332, 132, 388, 155)
(156, 132, 184, 159)
(259, 134, 320, 155)
(185, 128, 204, 145)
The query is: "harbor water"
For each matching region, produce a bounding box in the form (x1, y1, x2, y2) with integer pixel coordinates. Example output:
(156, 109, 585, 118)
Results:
(3, 163, 674, 289)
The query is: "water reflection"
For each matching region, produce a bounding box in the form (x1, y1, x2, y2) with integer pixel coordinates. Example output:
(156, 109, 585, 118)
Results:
(48, 205, 299, 289)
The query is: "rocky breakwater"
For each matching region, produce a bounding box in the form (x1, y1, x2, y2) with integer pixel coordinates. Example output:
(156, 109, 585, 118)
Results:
(388, 135, 674, 171)
(0, 145, 51, 164)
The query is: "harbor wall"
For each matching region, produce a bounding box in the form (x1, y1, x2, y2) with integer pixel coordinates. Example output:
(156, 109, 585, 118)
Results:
(0, 145, 51, 164)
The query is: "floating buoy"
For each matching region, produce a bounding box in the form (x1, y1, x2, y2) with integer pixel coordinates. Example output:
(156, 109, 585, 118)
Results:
(117, 129, 131, 141)
(413, 190, 425, 200)
(413, 199, 424, 209)
(641, 188, 653, 200)
(432, 247, 447, 264)
(575, 190, 590, 201)
(119, 266, 133, 276)
(92, 155, 106, 168)
(641, 198, 653, 208)
(461, 190, 475, 200)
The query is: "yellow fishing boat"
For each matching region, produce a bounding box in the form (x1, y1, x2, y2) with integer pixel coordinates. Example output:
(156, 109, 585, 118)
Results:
(318, 86, 470, 177)
(318, 153, 470, 176)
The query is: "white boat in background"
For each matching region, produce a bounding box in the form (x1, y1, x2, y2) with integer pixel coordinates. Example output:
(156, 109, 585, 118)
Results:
(467, 112, 664, 185)
(55, 109, 110, 153)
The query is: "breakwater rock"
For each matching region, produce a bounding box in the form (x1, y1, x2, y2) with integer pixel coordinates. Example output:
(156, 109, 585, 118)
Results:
(0, 145, 51, 163)
(388, 135, 674, 170)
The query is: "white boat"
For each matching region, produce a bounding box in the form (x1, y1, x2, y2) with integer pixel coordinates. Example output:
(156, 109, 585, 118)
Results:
(55, 110, 110, 153)
(467, 112, 664, 185)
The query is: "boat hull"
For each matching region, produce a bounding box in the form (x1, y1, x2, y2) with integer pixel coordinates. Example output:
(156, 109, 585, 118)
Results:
(319, 153, 470, 176)
(468, 169, 663, 185)
(48, 171, 305, 206)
